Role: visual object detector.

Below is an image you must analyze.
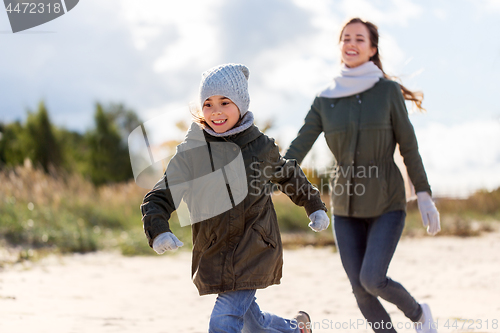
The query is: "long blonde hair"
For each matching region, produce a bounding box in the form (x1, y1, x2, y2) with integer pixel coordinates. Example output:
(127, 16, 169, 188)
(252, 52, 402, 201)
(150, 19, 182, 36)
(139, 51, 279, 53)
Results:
(340, 18, 425, 112)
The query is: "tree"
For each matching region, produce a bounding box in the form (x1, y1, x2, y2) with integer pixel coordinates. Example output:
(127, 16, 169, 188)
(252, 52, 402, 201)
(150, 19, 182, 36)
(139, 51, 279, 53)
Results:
(106, 103, 142, 141)
(24, 101, 62, 172)
(0, 121, 29, 167)
(86, 103, 135, 185)
(55, 127, 88, 175)
(0, 101, 141, 184)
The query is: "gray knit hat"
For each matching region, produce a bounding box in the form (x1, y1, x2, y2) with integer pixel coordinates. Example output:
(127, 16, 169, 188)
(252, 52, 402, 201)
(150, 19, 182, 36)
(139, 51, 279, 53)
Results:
(199, 63, 250, 116)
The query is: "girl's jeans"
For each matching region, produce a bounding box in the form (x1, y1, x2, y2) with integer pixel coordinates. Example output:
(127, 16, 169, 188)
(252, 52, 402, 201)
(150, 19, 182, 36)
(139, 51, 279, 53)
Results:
(209, 289, 300, 333)
(334, 210, 423, 333)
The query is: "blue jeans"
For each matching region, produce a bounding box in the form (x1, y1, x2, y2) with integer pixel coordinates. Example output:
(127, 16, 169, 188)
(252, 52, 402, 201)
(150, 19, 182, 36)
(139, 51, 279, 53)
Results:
(334, 210, 422, 333)
(209, 289, 300, 333)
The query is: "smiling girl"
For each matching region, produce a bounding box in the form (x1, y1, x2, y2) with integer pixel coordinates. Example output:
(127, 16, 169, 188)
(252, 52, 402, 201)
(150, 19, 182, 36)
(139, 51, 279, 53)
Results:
(202, 96, 240, 132)
(141, 63, 329, 333)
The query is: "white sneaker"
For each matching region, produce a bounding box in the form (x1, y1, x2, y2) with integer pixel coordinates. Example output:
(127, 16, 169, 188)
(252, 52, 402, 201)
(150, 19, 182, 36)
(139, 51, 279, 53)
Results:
(415, 303, 437, 333)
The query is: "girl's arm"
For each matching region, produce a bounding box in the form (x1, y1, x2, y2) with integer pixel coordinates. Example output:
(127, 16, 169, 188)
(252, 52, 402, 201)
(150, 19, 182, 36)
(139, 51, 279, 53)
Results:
(389, 82, 431, 195)
(283, 97, 323, 163)
(266, 137, 327, 216)
(141, 149, 190, 248)
(141, 174, 176, 247)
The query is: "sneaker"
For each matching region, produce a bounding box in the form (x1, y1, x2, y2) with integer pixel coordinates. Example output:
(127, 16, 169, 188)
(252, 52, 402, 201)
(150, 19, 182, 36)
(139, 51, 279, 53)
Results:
(294, 311, 312, 333)
(415, 303, 437, 333)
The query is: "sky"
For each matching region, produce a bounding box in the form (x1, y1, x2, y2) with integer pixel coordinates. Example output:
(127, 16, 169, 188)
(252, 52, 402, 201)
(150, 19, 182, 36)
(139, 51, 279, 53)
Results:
(1, 0, 500, 197)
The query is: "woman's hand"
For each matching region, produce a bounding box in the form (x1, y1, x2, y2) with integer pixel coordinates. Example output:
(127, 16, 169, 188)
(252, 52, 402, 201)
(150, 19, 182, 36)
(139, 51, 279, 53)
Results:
(152, 232, 184, 254)
(416, 192, 441, 236)
(308, 210, 330, 232)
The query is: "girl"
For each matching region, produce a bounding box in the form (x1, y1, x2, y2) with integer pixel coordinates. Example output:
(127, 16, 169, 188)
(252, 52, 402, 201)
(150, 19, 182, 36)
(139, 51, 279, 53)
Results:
(141, 63, 329, 333)
(284, 18, 441, 333)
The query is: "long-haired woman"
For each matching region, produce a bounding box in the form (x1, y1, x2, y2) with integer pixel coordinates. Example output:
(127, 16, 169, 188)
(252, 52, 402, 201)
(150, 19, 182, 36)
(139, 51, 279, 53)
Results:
(284, 18, 441, 333)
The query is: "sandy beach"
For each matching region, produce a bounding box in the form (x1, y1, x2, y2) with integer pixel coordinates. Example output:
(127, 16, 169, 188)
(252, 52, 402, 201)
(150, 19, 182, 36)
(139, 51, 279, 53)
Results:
(1, 230, 499, 333)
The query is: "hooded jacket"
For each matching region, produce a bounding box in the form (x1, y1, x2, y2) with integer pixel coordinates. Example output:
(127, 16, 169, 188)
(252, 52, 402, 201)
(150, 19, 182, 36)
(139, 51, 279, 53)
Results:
(141, 123, 326, 295)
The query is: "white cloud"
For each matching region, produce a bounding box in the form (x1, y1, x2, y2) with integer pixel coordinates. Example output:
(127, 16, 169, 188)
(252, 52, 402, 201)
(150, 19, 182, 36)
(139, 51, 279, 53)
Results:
(141, 102, 192, 126)
(433, 8, 448, 20)
(378, 33, 407, 74)
(119, 0, 223, 73)
(338, 0, 423, 27)
(478, 0, 500, 12)
(111, 0, 425, 125)
(416, 119, 500, 197)
(255, 44, 333, 98)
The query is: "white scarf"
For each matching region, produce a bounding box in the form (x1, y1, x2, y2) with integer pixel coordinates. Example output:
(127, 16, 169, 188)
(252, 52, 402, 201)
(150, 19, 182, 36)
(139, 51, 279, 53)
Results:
(203, 111, 254, 137)
(317, 61, 384, 98)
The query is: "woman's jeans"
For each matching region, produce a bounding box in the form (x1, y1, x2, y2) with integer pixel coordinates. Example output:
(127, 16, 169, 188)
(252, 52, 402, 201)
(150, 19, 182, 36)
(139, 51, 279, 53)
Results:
(334, 210, 423, 333)
(209, 289, 300, 333)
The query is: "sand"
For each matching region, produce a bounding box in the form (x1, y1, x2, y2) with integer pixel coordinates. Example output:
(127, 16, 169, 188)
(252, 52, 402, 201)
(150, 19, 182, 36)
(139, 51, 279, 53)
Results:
(1, 230, 499, 333)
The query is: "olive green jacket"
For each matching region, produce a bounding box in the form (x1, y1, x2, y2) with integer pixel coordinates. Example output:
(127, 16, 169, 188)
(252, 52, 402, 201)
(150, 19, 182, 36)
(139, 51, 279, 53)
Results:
(141, 124, 326, 295)
(284, 78, 431, 217)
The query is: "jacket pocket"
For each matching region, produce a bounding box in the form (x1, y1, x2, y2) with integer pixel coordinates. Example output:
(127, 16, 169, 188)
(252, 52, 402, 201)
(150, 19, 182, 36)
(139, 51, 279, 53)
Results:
(204, 234, 217, 252)
(193, 233, 221, 288)
(252, 223, 276, 248)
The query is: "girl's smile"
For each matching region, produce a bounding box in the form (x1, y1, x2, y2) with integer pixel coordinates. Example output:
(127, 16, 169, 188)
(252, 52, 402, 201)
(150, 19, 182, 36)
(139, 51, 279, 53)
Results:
(203, 95, 240, 133)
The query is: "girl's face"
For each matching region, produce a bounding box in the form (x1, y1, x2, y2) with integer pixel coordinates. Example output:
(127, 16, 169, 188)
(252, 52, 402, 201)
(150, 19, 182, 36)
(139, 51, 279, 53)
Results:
(202, 95, 240, 133)
(340, 22, 377, 68)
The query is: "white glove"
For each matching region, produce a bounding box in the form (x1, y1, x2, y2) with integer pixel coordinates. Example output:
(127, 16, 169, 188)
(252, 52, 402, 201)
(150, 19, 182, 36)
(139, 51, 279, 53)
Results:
(152, 232, 184, 254)
(416, 191, 441, 236)
(308, 210, 330, 232)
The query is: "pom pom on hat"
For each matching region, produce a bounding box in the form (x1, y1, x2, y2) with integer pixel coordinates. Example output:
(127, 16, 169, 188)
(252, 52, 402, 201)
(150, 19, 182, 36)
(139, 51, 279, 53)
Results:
(199, 63, 250, 116)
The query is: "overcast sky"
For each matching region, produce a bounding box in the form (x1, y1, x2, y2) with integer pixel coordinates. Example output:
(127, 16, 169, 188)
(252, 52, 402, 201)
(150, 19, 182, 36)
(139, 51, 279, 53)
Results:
(1, 0, 500, 196)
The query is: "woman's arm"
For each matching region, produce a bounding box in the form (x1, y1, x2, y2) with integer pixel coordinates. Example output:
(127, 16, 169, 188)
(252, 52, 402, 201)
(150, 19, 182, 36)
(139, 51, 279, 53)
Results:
(389, 82, 431, 195)
(390, 82, 440, 235)
(283, 97, 324, 164)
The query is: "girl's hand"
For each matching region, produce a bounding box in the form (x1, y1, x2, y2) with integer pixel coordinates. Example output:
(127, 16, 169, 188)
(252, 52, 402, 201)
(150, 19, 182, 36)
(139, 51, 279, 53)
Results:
(308, 210, 330, 232)
(416, 191, 441, 236)
(152, 232, 184, 254)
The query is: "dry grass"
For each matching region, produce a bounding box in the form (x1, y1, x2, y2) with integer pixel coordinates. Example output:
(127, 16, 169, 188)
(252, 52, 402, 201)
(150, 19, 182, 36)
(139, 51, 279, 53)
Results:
(0, 164, 191, 263)
(1, 165, 498, 262)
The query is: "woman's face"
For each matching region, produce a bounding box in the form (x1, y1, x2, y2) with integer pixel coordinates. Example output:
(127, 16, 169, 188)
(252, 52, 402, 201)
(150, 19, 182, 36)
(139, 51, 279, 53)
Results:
(202, 95, 240, 133)
(340, 22, 377, 68)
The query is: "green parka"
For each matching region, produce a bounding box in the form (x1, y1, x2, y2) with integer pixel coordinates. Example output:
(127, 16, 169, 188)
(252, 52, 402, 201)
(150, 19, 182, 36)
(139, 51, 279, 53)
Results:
(284, 78, 431, 218)
(141, 123, 326, 296)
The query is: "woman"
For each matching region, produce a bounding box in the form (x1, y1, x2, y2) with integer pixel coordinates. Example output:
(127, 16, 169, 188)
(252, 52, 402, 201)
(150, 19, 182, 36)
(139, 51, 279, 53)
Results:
(284, 18, 440, 333)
